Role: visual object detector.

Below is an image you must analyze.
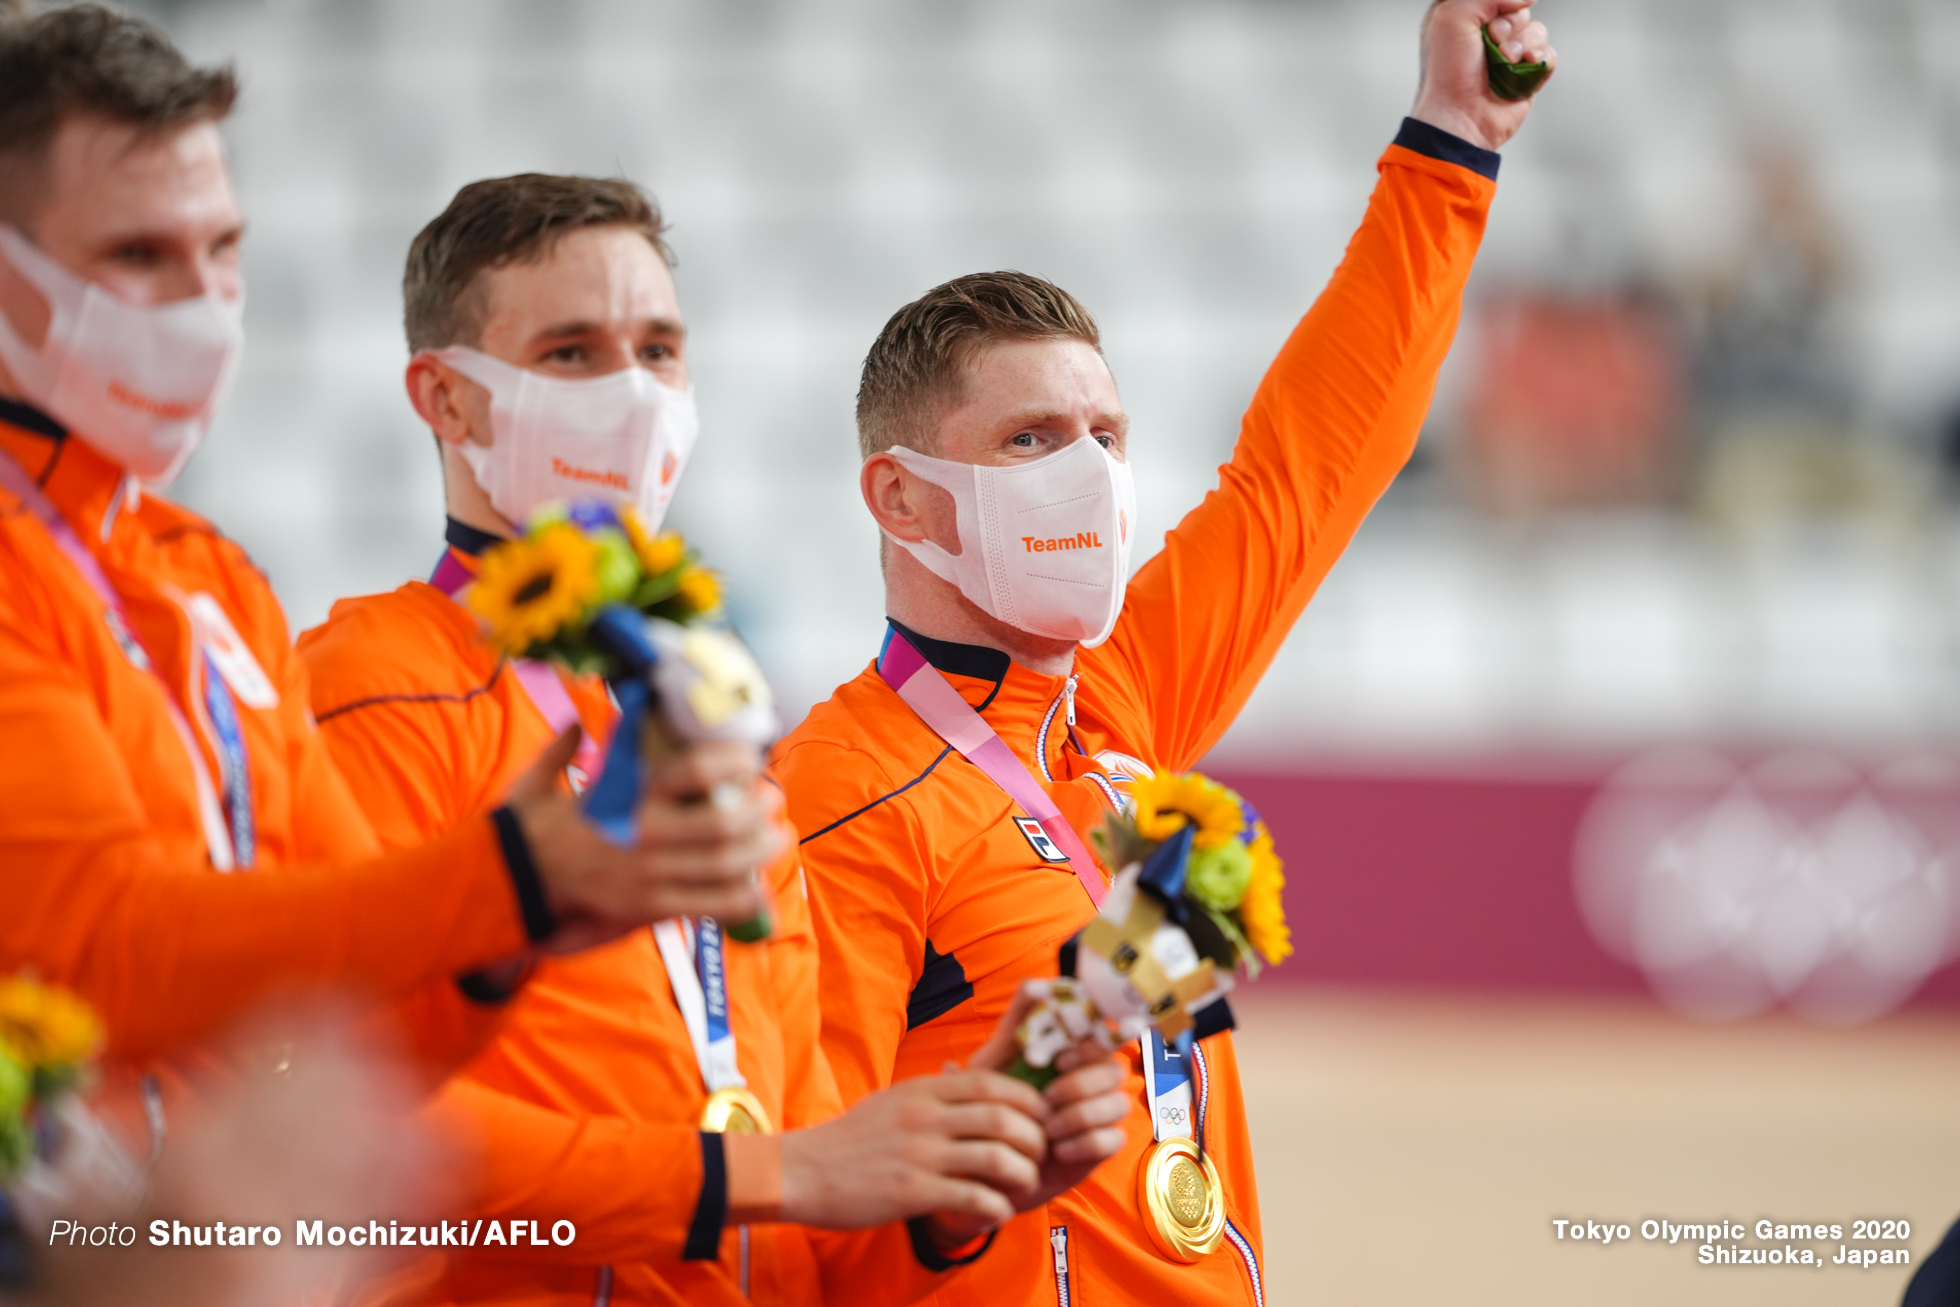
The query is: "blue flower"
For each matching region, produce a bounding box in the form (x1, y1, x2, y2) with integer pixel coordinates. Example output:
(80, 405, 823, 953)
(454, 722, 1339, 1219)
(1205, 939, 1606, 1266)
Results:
(566, 498, 622, 533)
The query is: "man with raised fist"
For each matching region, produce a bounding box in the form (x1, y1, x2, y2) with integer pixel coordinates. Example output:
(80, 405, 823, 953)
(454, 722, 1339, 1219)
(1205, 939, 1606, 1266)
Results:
(774, 2, 1556, 1301)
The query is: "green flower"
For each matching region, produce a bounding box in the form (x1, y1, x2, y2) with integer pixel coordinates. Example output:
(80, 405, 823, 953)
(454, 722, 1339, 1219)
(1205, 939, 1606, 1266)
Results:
(0, 1051, 29, 1178)
(1185, 839, 1253, 912)
(591, 528, 641, 605)
(0, 1049, 26, 1119)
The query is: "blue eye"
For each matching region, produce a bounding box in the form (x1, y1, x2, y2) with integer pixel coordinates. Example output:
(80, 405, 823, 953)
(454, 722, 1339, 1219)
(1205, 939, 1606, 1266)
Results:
(1011, 432, 1035, 447)
(1095, 435, 1112, 448)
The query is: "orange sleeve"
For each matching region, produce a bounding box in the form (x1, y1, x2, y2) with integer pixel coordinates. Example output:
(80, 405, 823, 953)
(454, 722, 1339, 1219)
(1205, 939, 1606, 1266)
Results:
(269, 643, 519, 1076)
(310, 695, 481, 853)
(1097, 142, 1496, 769)
(304, 662, 545, 1076)
(414, 843, 824, 1265)
(772, 742, 935, 1106)
(422, 1076, 707, 1265)
(0, 605, 533, 1062)
(764, 835, 999, 1301)
(226, 545, 385, 868)
(810, 1222, 995, 1306)
(762, 841, 846, 1131)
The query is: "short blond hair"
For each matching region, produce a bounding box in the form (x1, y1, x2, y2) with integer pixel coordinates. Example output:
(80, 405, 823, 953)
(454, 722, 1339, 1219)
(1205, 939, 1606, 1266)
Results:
(855, 271, 1102, 458)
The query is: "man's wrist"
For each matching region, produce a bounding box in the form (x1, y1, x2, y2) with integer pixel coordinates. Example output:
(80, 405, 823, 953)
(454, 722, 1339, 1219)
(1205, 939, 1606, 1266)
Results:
(908, 1215, 996, 1271)
(1396, 114, 1502, 181)
(490, 804, 558, 944)
(724, 1132, 784, 1225)
(683, 1132, 727, 1260)
(1407, 102, 1492, 153)
(455, 955, 535, 1005)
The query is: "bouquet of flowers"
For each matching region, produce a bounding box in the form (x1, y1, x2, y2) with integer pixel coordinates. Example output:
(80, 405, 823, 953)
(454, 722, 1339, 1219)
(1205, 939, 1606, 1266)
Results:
(0, 976, 102, 1180)
(470, 500, 778, 939)
(1011, 771, 1291, 1087)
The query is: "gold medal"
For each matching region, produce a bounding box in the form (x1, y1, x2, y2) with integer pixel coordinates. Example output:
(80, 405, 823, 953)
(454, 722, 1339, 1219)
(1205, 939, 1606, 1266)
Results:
(698, 1085, 773, 1135)
(1137, 1137, 1225, 1261)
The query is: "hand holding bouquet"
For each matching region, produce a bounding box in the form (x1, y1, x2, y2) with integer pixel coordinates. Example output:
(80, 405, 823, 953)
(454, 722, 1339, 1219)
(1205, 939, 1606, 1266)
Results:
(1010, 771, 1291, 1088)
(469, 500, 779, 940)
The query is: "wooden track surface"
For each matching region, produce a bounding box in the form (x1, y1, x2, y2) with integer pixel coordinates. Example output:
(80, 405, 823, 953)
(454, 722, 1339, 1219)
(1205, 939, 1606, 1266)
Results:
(1232, 986, 1960, 1305)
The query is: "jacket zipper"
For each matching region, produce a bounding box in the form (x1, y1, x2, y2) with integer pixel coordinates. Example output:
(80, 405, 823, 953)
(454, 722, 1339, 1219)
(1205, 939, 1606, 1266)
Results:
(1051, 1225, 1072, 1307)
(1038, 674, 1080, 782)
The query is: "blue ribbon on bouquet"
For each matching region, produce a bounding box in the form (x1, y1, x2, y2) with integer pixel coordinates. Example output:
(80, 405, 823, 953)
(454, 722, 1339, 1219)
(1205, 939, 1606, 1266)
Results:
(576, 603, 773, 943)
(1057, 822, 1234, 1054)
(578, 604, 660, 847)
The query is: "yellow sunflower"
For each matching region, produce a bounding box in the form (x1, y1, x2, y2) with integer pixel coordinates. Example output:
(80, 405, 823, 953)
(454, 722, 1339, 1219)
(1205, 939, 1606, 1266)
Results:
(622, 510, 686, 576)
(1238, 829, 1292, 965)
(0, 976, 102, 1071)
(469, 524, 599, 655)
(1130, 771, 1244, 850)
(674, 567, 722, 615)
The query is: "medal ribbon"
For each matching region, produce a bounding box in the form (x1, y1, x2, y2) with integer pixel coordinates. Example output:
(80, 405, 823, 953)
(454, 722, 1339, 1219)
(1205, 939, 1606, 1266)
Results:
(652, 917, 747, 1092)
(198, 648, 254, 868)
(876, 628, 1105, 909)
(430, 549, 604, 784)
(0, 448, 243, 870)
(1141, 1030, 1196, 1144)
(878, 627, 1223, 1235)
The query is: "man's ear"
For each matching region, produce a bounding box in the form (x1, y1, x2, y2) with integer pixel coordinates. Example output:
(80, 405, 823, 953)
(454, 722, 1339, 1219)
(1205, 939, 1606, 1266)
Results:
(861, 452, 925, 542)
(405, 353, 489, 448)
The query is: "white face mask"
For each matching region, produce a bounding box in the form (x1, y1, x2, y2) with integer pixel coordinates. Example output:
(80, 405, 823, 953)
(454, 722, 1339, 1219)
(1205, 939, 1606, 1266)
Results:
(884, 436, 1137, 647)
(0, 225, 244, 487)
(435, 346, 699, 533)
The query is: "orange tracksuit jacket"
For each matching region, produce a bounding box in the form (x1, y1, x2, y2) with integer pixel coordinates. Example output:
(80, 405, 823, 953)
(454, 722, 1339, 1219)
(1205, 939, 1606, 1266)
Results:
(772, 124, 1498, 1305)
(300, 548, 967, 1307)
(0, 412, 539, 1148)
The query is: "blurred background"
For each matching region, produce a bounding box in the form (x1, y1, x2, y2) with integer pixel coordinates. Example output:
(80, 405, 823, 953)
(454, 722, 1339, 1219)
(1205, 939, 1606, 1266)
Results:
(117, 0, 1960, 1300)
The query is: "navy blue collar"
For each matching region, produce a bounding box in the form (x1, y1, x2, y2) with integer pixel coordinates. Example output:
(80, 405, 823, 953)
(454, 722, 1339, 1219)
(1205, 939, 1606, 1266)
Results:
(886, 618, 1010, 685)
(0, 395, 65, 441)
(444, 516, 506, 558)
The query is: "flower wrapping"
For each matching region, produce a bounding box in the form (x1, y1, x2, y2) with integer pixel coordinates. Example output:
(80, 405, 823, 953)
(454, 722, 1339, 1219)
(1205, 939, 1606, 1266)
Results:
(1009, 770, 1291, 1087)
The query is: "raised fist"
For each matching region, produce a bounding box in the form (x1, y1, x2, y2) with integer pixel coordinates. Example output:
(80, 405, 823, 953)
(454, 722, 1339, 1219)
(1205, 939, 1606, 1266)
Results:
(1413, 0, 1557, 152)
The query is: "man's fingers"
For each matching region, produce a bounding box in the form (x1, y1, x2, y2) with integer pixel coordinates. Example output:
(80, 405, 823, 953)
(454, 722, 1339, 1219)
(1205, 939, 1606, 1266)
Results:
(933, 1101, 1047, 1163)
(509, 725, 582, 802)
(932, 1069, 1051, 1122)
(963, 980, 1050, 1073)
(1043, 1058, 1127, 1109)
(916, 1176, 1016, 1227)
(637, 789, 781, 849)
(616, 875, 767, 924)
(642, 739, 762, 800)
(1050, 1124, 1131, 1166)
(1049, 1037, 1120, 1074)
(1050, 1058, 1128, 1113)
(933, 1138, 1042, 1195)
(1043, 1084, 1132, 1142)
(1486, 9, 1524, 41)
(1512, 19, 1550, 61)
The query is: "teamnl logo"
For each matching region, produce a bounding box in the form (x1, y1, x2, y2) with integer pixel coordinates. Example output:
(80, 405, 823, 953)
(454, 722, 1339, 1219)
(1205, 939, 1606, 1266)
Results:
(550, 456, 629, 491)
(1022, 531, 1104, 553)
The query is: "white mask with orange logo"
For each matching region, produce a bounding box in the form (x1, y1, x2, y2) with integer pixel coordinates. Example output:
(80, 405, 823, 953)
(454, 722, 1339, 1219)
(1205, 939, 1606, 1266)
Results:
(0, 225, 244, 487)
(434, 346, 699, 533)
(883, 436, 1136, 647)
